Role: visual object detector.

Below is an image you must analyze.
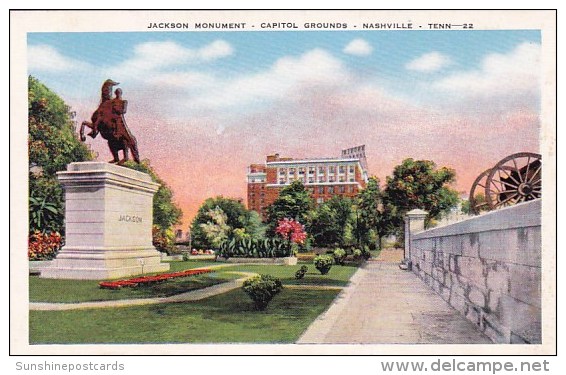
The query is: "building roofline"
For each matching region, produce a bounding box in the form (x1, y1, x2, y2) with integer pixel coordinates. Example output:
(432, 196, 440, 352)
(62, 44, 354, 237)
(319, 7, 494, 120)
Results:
(267, 158, 362, 165)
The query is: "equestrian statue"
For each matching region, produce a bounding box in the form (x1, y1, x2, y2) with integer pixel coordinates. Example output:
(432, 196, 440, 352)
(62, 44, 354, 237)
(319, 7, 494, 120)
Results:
(80, 79, 141, 164)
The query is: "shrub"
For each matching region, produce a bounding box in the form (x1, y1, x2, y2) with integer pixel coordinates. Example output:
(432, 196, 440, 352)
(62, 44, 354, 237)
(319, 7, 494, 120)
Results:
(242, 274, 283, 310)
(295, 265, 308, 279)
(29, 195, 63, 235)
(217, 237, 293, 259)
(152, 225, 177, 254)
(28, 230, 62, 260)
(352, 248, 363, 261)
(314, 255, 333, 275)
(361, 245, 372, 260)
(333, 248, 346, 266)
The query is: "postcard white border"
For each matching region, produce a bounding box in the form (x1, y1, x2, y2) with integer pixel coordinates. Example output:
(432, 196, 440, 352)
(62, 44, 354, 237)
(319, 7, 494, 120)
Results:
(10, 9, 557, 356)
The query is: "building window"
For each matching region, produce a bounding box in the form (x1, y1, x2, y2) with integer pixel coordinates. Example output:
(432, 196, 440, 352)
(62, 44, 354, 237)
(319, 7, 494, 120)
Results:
(329, 177, 336, 183)
(329, 166, 336, 174)
(328, 186, 334, 194)
(289, 168, 296, 174)
(318, 166, 325, 174)
(279, 179, 285, 184)
(339, 186, 346, 193)
(349, 177, 354, 182)
(349, 165, 355, 174)
(298, 167, 306, 175)
(308, 177, 315, 184)
(317, 197, 324, 204)
(348, 185, 355, 193)
(309, 167, 315, 175)
(339, 176, 346, 182)
(318, 186, 324, 194)
(318, 176, 326, 183)
(279, 168, 286, 175)
(339, 165, 346, 174)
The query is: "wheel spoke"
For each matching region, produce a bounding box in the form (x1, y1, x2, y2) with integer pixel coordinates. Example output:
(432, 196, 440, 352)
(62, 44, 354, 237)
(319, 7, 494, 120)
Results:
(495, 193, 519, 207)
(474, 202, 489, 210)
(512, 158, 524, 183)
(501, 166, 522, 186)
(524, 156, 531, 182)
(492, 176, 501, 192)
(527, 165, 542, 184)
(492, 177, 519, 190)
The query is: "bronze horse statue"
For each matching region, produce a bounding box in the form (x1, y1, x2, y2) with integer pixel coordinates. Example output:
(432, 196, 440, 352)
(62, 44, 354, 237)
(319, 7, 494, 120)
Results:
(80, 79, 140, 164)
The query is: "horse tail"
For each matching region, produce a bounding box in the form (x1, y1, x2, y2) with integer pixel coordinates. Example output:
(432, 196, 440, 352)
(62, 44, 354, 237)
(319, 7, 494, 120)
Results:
(129, 135, 141, 163)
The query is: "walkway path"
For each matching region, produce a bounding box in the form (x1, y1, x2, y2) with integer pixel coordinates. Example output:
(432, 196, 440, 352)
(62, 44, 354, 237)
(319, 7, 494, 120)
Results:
(297, 261, 492, 344)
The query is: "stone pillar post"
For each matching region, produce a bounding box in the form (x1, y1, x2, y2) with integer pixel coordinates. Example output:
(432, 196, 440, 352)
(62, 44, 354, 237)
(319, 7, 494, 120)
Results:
(403, 209, 428, 270)
(40, 162, 170, 279)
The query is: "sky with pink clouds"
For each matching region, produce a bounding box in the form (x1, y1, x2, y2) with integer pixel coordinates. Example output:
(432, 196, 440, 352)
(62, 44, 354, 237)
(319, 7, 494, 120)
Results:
(27, 30, 541, 227)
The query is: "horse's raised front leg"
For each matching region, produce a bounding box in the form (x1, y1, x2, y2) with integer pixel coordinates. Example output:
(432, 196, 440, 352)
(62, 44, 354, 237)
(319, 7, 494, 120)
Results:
(80, 121, 93, 142)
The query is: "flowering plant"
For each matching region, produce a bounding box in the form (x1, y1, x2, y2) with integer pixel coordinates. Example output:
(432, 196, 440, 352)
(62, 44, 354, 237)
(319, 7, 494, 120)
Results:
(275, 218, 307, 244)
(99, 268, 213, 289)
(275, 218, 307, 256)
(28, 230, 62, 260)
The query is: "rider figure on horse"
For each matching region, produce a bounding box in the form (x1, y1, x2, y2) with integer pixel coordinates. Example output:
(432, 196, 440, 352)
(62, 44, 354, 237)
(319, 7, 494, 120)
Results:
(87, 79, 119, 138)
(80, 79, 141, 164)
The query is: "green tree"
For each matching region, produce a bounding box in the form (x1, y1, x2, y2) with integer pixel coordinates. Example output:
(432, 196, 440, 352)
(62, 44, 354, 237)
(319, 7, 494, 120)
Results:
(191, 196, 265, 249)
(28, 76, 94, 234)
(308, 196, 353, 248)
(199, 206, 230, 248)
(123, 160, 183, 230)
(245, 210, 267, 240)
(356, 176, 394, 249)
(265, 180, 313, 233)
(382, 159, 459, 231)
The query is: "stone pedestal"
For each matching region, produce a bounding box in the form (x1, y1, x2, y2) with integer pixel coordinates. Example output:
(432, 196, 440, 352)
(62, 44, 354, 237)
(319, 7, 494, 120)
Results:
(404, 209, 428, 267)
(40, 162, 170, 280)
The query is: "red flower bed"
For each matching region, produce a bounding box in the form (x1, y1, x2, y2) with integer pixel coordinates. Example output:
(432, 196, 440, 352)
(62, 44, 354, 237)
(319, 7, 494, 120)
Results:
(99, 268, 213, 289)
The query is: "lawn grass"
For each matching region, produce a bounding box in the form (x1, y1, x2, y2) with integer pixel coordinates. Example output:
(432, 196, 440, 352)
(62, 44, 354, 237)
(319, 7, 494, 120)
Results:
(165, 260, 219, 272)
(29, 288, 340, 344)
(30, 261, 359, 303)
(29, 260, 362, 343)
(223, 263, 358, 287)
(29, 271, 240, 303)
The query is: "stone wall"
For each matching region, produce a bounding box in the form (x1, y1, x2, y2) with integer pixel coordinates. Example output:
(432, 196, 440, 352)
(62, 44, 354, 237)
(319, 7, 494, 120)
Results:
(407, 200, 541, 344)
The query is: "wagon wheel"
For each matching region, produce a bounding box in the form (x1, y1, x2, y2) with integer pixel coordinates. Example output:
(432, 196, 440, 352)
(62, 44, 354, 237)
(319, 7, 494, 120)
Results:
(485, 152, 542, 210)
(469, 169, 491, 215)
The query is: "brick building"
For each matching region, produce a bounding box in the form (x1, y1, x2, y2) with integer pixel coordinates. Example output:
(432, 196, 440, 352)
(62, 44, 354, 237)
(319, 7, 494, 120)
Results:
(247, 146, 369, 218)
